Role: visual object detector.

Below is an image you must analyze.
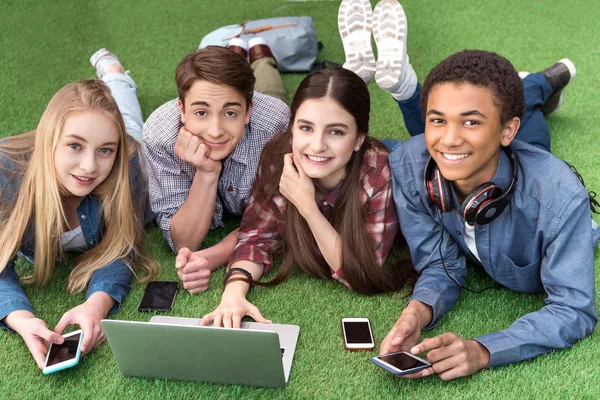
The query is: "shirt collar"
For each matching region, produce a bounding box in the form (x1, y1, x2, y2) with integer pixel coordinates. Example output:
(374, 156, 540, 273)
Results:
(322, 178, 345, 208)
(490, 147, 513, 191)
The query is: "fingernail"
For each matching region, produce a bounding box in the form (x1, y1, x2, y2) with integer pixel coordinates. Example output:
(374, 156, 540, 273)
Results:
(411, 346, 419, 354)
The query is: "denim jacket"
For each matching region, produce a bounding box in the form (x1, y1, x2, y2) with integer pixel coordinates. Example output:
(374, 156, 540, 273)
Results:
(0, 152, 144, 329)
(389, 135, 599, 367)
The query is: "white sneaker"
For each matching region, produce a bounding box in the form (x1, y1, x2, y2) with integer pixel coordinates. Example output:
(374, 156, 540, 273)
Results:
(338, 0, 376, 83)
(373, 0, 408, 92)
(90, 48, 120, 79)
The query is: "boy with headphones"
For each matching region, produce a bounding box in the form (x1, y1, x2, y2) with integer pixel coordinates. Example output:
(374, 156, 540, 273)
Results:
(379, 49, 599, 380)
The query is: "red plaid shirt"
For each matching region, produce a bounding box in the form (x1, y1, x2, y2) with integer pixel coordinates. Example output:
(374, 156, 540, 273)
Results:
(229, 143, 398, 288)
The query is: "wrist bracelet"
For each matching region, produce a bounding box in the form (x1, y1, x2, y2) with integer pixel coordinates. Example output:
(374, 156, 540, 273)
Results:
(224, 267, 254, 291)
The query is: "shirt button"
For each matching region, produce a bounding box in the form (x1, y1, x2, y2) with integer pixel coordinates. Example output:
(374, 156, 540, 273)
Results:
(81, 214, 87, 219)
(456, 230, 462, 236)
(227, 185, 234, 192)
(89, 240, 94, 245)
(323, 201, 327, 205)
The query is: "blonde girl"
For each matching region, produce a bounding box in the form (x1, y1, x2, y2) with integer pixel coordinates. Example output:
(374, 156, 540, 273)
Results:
(0, 80, 157, 369)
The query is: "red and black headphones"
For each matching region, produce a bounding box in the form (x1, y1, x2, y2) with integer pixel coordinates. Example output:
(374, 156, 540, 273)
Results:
(423, 146, 518, 225)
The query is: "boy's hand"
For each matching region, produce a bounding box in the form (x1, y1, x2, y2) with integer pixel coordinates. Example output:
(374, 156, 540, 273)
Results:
(176, 247, 211, 294)
(174, 127, 222, 175)
(380, 311, 422, 355)
(410, 332, 490, 380)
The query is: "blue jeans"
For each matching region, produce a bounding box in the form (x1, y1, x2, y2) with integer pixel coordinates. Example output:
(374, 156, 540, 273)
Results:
(386, 74, 554, 152)
(103, 72, 144, 144)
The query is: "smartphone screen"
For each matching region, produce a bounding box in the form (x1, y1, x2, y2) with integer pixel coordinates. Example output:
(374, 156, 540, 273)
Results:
(343, 321, 373, 344)
(46, 333, 81, 367)
(378, 352, 429, 371)
(138, 281, 179, 311)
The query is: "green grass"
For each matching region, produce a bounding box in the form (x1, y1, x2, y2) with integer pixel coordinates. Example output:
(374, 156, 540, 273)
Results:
(1, 0, 600, 398)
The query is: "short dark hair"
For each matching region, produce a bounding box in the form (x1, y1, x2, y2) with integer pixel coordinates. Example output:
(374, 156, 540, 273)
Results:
(420, 50, 525, 124)
(175, 46, 255, 108)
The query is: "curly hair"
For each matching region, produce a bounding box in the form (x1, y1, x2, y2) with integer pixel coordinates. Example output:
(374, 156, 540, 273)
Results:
(420, 50, 525, 124)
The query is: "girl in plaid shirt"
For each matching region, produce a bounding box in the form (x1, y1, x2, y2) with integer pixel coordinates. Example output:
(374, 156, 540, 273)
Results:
(200, 68, 415, 328)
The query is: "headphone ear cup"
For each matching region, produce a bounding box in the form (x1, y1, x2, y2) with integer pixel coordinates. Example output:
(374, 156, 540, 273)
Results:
(432, 167, 454, 212)
(460, 183, 502, 225)
(424, 157, 454, 212)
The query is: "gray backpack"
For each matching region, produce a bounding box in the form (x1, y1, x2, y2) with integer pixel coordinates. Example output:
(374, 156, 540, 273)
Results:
(199, 16, 319, 72)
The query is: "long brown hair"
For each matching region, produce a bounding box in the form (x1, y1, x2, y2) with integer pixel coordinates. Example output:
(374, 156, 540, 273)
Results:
(255, 68, 414, 295)
(0, 80, 158, 291)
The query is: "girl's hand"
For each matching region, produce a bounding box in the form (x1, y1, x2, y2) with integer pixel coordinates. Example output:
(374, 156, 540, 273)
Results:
(279, 153, 317, 217)
(200, 285, 271, 329)
(54, 292, 114, 355)
(6, 311, 64, 369)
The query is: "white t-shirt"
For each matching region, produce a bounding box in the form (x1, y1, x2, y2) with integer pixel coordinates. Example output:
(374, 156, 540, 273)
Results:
(463, 223, 481, 262)
(61, 226, 87, 253)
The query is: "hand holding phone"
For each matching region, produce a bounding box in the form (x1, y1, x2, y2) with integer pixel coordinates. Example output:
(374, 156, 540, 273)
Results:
(371, 351, 431, 376)
(138, 281, 179, 312)
(341, 317, 375, 351)
(4, 311, 65, 369)
(43, 330, 84, 374)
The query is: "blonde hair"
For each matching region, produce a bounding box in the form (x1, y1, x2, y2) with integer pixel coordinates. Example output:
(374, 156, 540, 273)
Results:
(0, 80, 158, 292)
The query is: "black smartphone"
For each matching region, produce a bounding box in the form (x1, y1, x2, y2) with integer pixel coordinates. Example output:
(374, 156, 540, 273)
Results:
(371, 351, 431, 376)
(138, 281, 179, 312)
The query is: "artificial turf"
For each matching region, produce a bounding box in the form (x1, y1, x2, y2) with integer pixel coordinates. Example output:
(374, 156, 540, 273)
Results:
(1, 0, 599, 398)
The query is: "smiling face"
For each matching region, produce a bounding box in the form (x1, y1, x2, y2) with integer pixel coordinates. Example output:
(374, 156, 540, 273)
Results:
(424, 82, 519, 197)
(53, 110, 120, 199)
(178, 80, 252, 161)
(291, 97, 365, 192)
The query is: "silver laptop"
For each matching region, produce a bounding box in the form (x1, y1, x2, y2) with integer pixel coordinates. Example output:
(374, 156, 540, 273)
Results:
(101, 316, 299, 388)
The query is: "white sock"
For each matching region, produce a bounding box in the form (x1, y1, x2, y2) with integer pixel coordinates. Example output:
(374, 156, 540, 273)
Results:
(390, 58, 418, 101)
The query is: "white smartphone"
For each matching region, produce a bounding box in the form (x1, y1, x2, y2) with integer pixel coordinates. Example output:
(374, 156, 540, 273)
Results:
(371, 351, 431, 376)
(341, 317, 375, 350)
(42, 330, 84, 374)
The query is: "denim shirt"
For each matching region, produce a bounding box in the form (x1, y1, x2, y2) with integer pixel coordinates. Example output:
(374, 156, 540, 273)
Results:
(0, 153, 142, 329)
(389, 135, 599, 368)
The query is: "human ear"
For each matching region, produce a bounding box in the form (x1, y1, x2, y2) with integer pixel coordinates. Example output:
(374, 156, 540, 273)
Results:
(354, 133, 366, 151)
(244, 101, 254, 125)
(501, 117, 520, 147)
(177, 98, 186, 125)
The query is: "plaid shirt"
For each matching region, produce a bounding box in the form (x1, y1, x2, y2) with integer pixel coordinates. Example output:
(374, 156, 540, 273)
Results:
(230, 142, 399, 288)
(143, 92, 290, 251)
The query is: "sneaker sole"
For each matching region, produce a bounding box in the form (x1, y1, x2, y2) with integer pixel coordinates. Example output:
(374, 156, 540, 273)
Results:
(373, 0, 407, 92)
(338, 0, 376, 83)
(90, 48, 110, 68)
